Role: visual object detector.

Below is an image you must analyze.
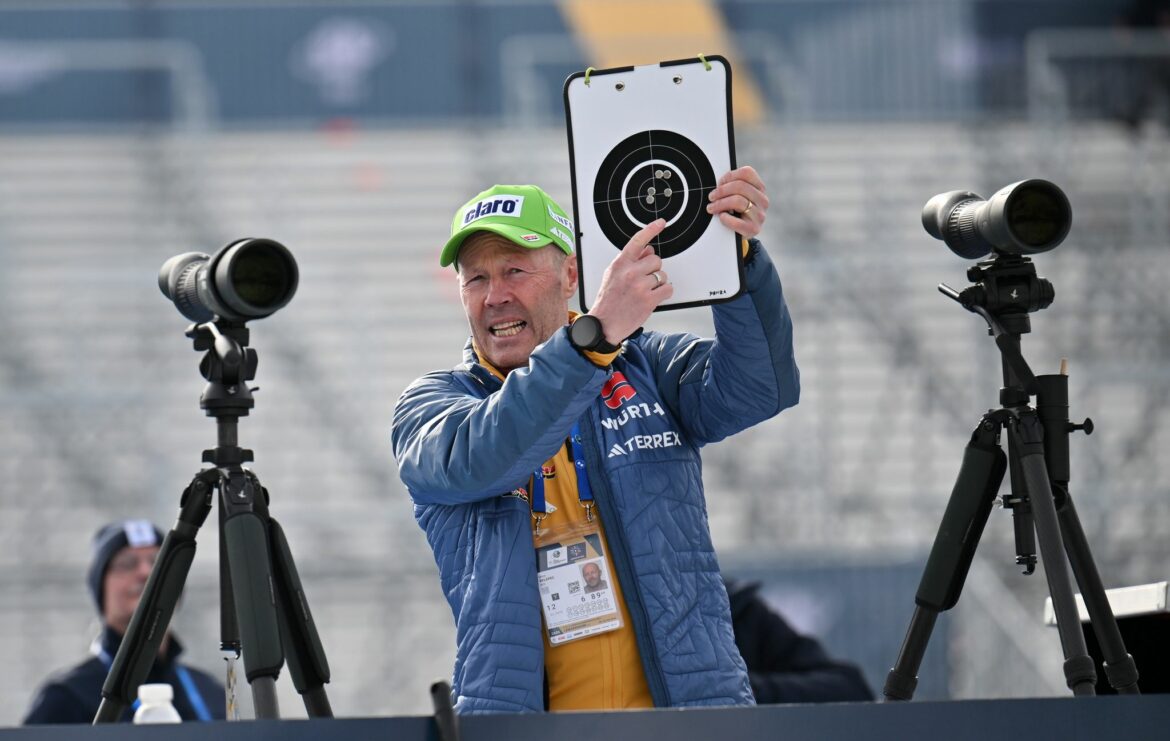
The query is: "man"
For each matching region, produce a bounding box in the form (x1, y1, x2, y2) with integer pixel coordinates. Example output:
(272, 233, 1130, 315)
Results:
(724, 579, 873, 704)
(23, 520, 225, 724)
(581, 562, 608, 594)
(392, 166, 799, 713)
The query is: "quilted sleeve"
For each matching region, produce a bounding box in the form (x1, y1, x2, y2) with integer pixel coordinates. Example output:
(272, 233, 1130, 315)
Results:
(640, 241, 799, 445)
(392, 328, 609, 505)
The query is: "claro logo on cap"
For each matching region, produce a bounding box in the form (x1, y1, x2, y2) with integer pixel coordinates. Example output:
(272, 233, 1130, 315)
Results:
(463, 195, 525, 225)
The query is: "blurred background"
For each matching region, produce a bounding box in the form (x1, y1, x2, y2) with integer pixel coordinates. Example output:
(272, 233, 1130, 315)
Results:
(1, 0, 1167, 725)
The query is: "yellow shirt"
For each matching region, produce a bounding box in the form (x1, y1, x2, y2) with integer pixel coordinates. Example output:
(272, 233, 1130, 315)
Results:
(535, 443, 653, 710)
(475, 336, 653, 711)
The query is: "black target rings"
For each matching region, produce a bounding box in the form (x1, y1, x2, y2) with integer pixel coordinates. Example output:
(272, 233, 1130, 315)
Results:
(592, 129, 716, 258)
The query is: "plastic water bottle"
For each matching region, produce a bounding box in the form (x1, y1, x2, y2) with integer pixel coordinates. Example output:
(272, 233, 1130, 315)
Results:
(133, 683, 182, 724)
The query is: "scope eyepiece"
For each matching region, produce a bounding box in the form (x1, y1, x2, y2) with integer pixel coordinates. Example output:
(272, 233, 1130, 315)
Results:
(922, 179, 1072, 260)
(159, 238, 298, 322)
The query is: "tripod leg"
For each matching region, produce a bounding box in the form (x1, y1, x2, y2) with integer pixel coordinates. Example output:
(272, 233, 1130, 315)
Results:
(269, 517, 333, 717)
(1003, 448, 1038, 575)
(1056, 492, 1140, 693)
(884, 608, 938, 702)
(221, 470, 285, 719)
(1009, 414, 1097, 696)
(94, 472, 215, 723)
(1033, 373, 1139, 694)
(884, 417, 1006, 701)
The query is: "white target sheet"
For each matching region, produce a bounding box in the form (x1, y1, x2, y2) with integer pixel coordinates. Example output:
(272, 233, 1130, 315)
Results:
(565, 56, 742, 311)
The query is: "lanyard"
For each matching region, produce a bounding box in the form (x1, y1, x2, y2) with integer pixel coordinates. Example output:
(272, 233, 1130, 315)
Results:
(532, 422, 594, 519)
(97, 646, 213, 722)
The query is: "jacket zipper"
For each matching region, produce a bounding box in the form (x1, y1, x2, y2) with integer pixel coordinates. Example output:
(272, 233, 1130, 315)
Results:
(462, 366, 549, 709)
(464, 361, 668, 707)
(579, 412, 670, 706)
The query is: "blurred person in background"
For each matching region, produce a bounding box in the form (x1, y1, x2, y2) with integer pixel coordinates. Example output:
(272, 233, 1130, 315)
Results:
(724, 578, 873, 704)
(23, 519, 225, 724)
(393, 166, 800, 713)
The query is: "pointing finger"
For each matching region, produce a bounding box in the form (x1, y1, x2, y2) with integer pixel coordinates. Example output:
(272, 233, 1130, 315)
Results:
(620, 218, 666, 259)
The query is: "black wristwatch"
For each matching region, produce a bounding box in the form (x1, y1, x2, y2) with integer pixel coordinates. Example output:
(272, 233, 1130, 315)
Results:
(569, 314, 621, 353)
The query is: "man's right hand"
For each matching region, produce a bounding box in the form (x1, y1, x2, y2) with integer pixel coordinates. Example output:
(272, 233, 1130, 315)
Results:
(588, 219, 673, 344)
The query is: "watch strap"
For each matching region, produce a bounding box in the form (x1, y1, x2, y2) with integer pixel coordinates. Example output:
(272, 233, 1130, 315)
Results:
(570, 314, 620, 354)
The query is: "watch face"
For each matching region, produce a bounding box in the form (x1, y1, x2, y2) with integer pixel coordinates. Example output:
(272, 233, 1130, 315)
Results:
(571, 315, 603, 349)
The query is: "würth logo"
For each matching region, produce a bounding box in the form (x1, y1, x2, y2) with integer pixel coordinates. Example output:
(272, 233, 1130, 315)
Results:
(601, 372, 636, 410)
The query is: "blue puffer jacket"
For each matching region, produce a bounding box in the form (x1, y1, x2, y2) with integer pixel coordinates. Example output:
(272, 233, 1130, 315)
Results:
(392, 242, 799, 713)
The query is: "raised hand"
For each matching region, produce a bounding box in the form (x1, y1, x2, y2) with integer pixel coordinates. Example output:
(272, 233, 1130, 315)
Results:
(706, 165, 769, 240)
(588, 219, 673, 344)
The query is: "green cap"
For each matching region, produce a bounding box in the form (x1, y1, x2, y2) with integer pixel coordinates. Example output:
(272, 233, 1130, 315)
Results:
(440, 184, 576, 268)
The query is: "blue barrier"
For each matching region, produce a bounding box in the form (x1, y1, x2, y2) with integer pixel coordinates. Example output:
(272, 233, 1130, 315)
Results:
(2, 695, 1168, 741)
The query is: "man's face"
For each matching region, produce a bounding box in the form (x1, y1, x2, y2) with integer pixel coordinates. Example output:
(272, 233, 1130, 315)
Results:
(457, 233, 577, 375)
(582, 562, 601, 588)
(102, 545, 159, 634)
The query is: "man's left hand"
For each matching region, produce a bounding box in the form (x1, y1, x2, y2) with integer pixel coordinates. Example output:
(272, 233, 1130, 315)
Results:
(706, 166, 769, 240)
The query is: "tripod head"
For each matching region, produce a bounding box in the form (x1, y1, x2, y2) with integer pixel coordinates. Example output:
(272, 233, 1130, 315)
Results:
(939, 253, 1059, 398)
(945, 254, 1054, 337)
(187, 320, 258, 419)
(184, 319, 260, 472)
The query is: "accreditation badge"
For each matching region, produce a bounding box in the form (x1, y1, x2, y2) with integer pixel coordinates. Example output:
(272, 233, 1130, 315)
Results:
(533, 520, 622, 645)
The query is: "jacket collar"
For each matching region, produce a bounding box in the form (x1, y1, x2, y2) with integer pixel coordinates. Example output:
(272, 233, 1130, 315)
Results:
(457, 338, 502, 392)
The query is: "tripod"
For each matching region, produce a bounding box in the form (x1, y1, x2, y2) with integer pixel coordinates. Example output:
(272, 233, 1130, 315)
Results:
(94, 320, 332, 722)
(883, 254, 1140, 701)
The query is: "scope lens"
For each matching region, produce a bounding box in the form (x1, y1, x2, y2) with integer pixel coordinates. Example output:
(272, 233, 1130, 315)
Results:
(213, 238, 298, 319)
(160, 238, 298, 322)
(229, 240, 294, 309)
(1006, 183, 1070, 250)
(922, 180, 1071, 258)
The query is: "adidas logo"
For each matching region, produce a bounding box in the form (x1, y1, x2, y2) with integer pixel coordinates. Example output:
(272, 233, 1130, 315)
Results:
(608, 444, 626, 458)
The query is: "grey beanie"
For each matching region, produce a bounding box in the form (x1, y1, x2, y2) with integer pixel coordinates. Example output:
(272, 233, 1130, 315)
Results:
(85, 520, 164, 615)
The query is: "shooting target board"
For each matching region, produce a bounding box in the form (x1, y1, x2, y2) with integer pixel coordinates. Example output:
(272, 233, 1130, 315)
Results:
(564, 56, 741, 312)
